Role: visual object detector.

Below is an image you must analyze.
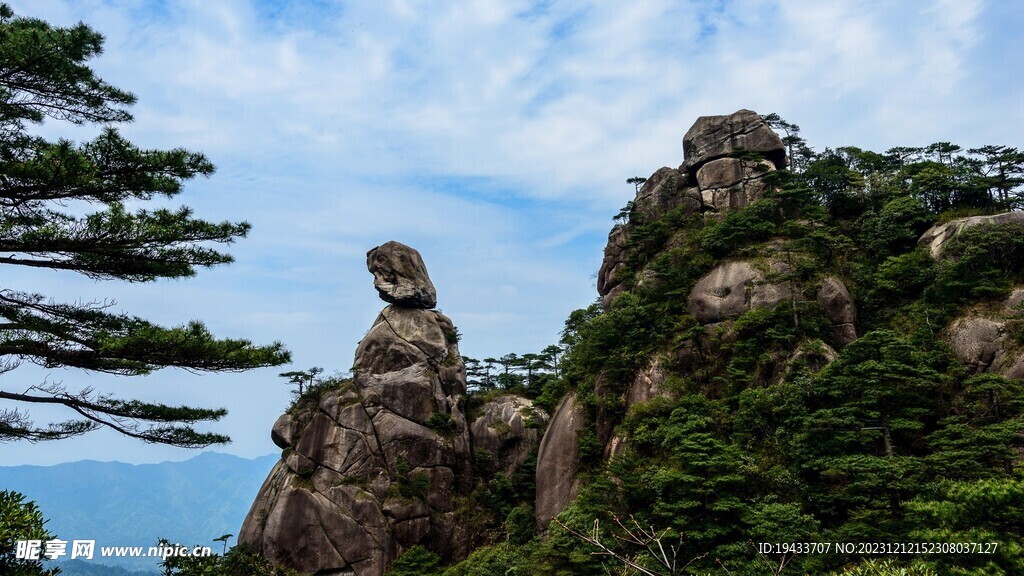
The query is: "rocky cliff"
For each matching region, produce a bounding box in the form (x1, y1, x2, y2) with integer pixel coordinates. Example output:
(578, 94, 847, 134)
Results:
(240, 242, 473, 575)
(240, 242, 547, 576)
(535, 109, 861, 528)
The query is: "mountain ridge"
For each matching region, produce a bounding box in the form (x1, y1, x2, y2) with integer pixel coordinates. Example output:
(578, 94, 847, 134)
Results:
(0, 451, 278, 572)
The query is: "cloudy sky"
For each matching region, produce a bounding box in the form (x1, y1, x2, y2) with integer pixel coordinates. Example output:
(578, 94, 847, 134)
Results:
(2, 0, 1022, 466)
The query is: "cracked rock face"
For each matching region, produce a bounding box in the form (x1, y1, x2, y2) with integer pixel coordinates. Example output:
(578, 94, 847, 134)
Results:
(367, 241, 438, 309)
(241, 244, 471, 576)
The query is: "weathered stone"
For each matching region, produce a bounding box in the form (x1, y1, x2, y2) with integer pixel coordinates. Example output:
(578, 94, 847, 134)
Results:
(688, 261, 797, 323)
(367, 241, 437, 308)
(1005, 288, 1024, 314)
(782, 339, 838, 382)
(631, 167, 700, 225)
(698, 173, 774, 213)
(626, 357, 667, 408)
(359, 366, 447, 425)
(271, 413, 295, 450)
(946, 316, 1006, 375)
(470, 395, 548, 477)
(353, 307, 453, 375)
(239, 470, 392, 576)
(535, 393, 586, 529)
(681, 109, 785, 174)
(817, 277, 858, 348)
(917, 212, 1024, 259)
(604, 434, 628, 460)
(688, 261, 759, 322)
(696, 157, 775, 190)
(943, 288, 1024, 379)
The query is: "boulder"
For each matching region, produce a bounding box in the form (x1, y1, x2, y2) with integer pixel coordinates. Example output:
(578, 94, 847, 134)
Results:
(535, 393, 586, 529)
(697, 157, 775, 190)
(699, 179, 771, 213)
(239, 468, 391, 576)
(781, 339, 839, 382)
(367, 241, 437, 308)
(681, 109, 785, 174)
(917, 212, 1024, 259)
(696, 157, 776, 212)
(270, 413, 296, 450)
(946, 316, 1005, 374)
(943, 288, 1024, 379)
(817, 277, 858, 347)
(469, 395, 548, 477)
(688, 261, 797, 323)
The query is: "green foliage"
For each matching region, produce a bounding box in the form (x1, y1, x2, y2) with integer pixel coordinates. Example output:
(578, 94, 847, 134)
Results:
(698, 199, 780, 257)
(394, 459, 431, 500)
(830, 558, 938, 576)
(872, 249, 936, 300)
(380, 115, 1024, 576)
(286, 376, 352, 414)
(928, 222, 1024, 305)
(858, 196, 935, 259)
(0, 491, 58, 576)
(440, 541, 541, 576)
(503, 506, 536, 545)
(426, 411, 456, 436)
(386, 545, 442, 576)
(906, 477, 1024, 575)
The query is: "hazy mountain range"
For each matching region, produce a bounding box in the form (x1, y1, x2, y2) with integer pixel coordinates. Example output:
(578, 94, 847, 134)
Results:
(0, 451, 278, 574)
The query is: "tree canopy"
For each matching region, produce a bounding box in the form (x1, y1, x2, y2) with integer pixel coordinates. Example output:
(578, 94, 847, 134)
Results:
(0, 3, 289, 448)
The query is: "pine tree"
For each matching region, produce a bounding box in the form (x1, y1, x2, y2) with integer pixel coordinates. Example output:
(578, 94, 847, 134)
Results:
(0, 4, 289, 447)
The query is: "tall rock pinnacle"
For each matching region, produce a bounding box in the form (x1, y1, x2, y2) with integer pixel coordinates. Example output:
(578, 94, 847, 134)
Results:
(240, 242, 471, 576)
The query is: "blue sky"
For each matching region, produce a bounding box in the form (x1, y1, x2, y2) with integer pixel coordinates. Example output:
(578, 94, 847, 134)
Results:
(2, 0, 1022, 465)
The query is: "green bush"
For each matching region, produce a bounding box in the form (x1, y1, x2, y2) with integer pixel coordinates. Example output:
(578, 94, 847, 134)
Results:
(386, 545, 442, 576)
(0, 491, 58, 576)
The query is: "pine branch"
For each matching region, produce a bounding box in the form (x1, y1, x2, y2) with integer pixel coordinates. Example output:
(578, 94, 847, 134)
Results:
(0, 385, 230, 447)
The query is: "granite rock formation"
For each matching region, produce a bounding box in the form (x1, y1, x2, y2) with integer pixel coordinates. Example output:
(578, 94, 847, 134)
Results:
(240, 241, 471, 576)
(597, 110, 787, 311)
(540, 110, 854, 527)
(681, 109, 786, 174)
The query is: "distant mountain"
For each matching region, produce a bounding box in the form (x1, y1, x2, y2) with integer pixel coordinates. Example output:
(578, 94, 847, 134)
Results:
(0, 451, 277, 573)
(53, 559, 157, 576)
